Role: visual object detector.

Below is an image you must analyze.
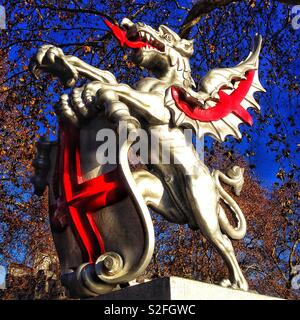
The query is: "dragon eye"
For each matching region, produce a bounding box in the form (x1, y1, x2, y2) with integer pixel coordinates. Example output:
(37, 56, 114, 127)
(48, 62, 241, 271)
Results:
(164, 34, 173, 42)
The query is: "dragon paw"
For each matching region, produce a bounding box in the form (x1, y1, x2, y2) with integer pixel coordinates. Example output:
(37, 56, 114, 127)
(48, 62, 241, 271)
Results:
(36, 45, 65, 65)
(30, 45, 78, 87)
(231, 279, 249, 291)
(219, 279, 232, 288)
(219, 278, 249, 291)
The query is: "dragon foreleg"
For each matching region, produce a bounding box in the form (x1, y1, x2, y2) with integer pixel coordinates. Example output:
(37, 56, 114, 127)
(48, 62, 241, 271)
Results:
(30, 45, 118, 86)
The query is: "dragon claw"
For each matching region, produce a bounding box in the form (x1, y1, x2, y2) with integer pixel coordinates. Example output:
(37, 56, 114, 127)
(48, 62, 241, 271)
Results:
(219, 279, 232, 288)
(31, 45, 78, 87)
(71, 88, 89, 118)
(219, 277, 248, 291)
(47, 50, 56, 64)
(60, 94, 80, 127)
(83, 89, 94, 105)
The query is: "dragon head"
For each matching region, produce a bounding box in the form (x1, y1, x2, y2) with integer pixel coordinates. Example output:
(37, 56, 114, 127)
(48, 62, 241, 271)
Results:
(104, 18, 194, 85)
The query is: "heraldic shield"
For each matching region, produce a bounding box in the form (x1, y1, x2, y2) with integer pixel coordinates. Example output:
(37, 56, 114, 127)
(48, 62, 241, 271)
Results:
(32, 114, 155, 298)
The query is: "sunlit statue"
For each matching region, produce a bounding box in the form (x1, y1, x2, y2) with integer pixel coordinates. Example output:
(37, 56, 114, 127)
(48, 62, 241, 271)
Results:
(31, 18, 265, 297)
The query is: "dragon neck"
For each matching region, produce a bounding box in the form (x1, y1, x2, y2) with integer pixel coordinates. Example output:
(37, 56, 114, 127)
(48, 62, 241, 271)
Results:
(158, 50, 195, 89)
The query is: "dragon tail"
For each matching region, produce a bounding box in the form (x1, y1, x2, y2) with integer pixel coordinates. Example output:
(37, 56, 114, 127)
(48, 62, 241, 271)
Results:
(212, 166, 247, 240)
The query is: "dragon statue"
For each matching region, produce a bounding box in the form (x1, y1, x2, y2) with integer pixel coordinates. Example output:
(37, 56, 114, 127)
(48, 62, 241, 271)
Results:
(30, 17, 265, 297)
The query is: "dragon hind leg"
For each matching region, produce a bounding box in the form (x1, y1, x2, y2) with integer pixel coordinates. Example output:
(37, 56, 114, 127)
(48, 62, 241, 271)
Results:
(208, 228, 248, 291)
(132, 169, 188, 225)
(185, 172, 249, 291)
(133, 168, 248, 291)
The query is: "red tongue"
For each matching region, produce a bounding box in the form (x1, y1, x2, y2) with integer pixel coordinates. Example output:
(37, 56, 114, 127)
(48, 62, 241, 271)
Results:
(103, 19, 152, 49)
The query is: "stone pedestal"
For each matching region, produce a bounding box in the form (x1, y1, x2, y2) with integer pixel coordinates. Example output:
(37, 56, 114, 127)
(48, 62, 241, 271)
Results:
(91, 277, 282, 300)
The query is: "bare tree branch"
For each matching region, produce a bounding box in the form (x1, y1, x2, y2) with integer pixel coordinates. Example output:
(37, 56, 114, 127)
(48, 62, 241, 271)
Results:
(35, 4, 118, 25)
(179, 0, 241, 38)
(179, 0, 300, 39)
(130, 3, 149, 19)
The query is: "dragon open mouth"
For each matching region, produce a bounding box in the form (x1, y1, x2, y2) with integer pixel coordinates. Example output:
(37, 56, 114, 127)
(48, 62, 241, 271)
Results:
(104, 19, 165, 52)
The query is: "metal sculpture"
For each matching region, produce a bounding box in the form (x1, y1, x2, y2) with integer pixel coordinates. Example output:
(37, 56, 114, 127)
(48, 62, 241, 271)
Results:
(30, 17, 265, 297)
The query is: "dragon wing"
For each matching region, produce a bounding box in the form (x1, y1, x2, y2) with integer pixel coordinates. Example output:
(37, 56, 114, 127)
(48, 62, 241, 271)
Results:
(165, 35, 265, 142)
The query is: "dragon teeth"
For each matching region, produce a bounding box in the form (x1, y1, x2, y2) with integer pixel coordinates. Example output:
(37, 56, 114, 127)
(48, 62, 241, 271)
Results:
(138, 30, 164, 52)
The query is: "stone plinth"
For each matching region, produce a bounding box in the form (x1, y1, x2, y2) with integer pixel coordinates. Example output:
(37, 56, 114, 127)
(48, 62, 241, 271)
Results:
(90, 277, 283, 300)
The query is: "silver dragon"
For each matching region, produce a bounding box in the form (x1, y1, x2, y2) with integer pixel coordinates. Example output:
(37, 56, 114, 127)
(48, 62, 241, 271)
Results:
(31, 18, 265, 295)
